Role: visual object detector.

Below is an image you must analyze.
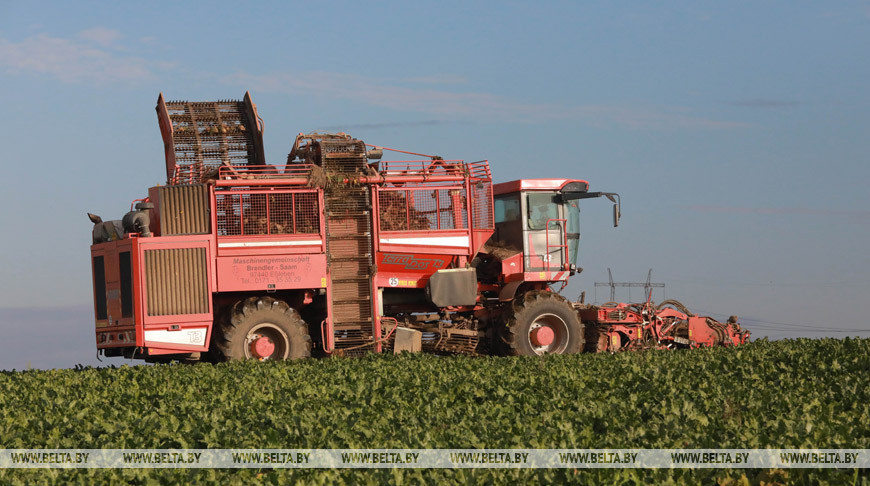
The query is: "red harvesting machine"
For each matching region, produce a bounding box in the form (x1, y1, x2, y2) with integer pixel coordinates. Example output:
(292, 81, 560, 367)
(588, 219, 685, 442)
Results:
(87, 93, 749, 362)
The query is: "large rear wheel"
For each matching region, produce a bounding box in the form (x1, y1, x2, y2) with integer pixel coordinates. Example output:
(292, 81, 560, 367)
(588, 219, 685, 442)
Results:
(502, 291, 584, 356)
(214, 296, 311, 361)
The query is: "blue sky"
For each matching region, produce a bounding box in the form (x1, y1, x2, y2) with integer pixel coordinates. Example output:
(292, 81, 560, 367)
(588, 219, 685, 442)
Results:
(1, 1, 868, 368)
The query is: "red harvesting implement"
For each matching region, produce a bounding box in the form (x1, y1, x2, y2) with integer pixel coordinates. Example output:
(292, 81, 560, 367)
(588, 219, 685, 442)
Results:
(87, 93, 748, 362)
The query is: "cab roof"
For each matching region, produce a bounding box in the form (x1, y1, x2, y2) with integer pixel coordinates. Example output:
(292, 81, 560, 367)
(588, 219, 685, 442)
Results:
(493, 179, 590, 196)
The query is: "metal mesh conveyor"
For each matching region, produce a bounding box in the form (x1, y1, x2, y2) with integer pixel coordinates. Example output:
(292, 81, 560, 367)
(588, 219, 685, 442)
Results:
(313, 136, 377, 355)
(157, 92, 266, 184)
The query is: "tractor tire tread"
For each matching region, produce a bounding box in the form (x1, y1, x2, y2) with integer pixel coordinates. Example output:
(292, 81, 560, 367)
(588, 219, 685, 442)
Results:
(213, 296, 311, 361)
(502, 290, 584, 356)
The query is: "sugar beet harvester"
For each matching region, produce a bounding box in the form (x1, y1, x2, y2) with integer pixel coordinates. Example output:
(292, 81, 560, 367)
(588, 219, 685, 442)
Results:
(87, 93, 749, 362)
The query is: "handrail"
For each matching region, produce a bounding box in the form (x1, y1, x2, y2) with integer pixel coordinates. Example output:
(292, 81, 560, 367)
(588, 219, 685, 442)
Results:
(544, 218, 568, 273)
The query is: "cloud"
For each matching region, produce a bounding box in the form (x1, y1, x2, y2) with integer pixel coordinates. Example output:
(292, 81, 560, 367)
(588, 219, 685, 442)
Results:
(688, 205, 870, 219)
(400, 74, 468, 84)
(224, 70, 748, 128)
(77, 27, 123, 47)
(0, 30, 751, 130)
(0, 30, 162, 84)
(730, 98, 800, 108)
(573, 105, 751, 129)
(317, 120, 460, 131)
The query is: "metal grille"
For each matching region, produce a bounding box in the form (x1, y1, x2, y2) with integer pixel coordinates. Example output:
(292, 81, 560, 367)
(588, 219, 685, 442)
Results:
(378, 188, 468, 231)
(144, 248, 208, 316)
(215, 190, 320, 236)
(158, 185, 210, 235)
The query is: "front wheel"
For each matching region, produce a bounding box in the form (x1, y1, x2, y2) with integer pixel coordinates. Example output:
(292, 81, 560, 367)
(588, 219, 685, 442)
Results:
(502, 291, 584, 356)
(214, 296, 311, 361)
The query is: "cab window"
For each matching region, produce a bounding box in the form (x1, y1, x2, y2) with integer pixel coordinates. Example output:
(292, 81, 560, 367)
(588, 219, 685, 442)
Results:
(494, 196, 521, 223)
(527, 193, 559, 230)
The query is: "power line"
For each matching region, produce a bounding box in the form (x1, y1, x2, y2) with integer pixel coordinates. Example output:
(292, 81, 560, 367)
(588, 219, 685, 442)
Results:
(667, 278, 870, 288)
(741, 324, 869, 333)
(689, 307, 870, 333)
(594, 269, 665, 302)
(745, 327, 870, 334)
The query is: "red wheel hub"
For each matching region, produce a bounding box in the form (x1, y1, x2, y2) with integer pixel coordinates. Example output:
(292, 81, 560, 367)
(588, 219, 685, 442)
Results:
(530, 326, 555, 347)
(250, 336, 276, 358)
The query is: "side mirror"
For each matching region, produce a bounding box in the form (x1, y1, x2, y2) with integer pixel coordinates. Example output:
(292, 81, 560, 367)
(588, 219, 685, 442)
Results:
(613, 202, 620, 227)
(601, 193, 620, 227)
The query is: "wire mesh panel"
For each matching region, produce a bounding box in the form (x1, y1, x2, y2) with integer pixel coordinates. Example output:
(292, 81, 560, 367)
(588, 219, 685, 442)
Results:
(241, 193, 268, 235)
(434, 189, 469, 230)
(294, 193, 320, 234)
(215, 194, 241, 236)
(215, 189, 320, 236)
(378, 188, 468, 232)
(470, 180, 493, 229)
(267, 193, 294, 234)
(379, 191, 411, 231)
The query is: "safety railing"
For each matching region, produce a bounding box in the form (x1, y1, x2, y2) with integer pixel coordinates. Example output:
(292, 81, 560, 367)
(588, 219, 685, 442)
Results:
(544, 218, 568, 273)
(171, 163, 317, 185)
(217, 164, 316, 180)
(379, 159, 467, 177)
(466, 160, 492, 180)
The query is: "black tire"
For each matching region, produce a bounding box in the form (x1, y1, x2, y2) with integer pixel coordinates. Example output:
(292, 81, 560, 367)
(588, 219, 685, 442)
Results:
(214, 296, 312, 361)
(502, 291, 584, 356)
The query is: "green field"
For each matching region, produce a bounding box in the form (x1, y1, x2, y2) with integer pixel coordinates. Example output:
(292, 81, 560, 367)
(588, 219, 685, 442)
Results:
(1, 338, 868, 484)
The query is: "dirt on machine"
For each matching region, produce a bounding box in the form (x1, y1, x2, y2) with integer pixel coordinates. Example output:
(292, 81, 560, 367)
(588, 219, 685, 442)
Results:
(86, 92, 749, 362)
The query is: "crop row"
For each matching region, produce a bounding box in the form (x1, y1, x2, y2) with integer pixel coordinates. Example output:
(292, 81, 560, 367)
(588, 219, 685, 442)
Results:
(0, 338, 868, 484)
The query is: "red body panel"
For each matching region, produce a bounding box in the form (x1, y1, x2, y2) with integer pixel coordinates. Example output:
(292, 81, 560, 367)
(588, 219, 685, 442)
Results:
(92, 235, 216, 352)
(493, 178, 590, 195)
(91, 239, 136, 348)
(215, 254, 327, 292)
(375, 252, 453, 289)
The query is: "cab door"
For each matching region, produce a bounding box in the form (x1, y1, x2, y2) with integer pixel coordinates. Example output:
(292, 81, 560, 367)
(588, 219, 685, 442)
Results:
(523, 192, 566, 272)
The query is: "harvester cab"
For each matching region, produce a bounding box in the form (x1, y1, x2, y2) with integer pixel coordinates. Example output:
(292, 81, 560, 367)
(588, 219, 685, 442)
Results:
(492, 179, 620, 276)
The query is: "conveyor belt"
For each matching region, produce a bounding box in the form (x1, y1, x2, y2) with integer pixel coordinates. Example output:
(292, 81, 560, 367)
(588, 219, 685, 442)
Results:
(156, 92, 266, 184)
